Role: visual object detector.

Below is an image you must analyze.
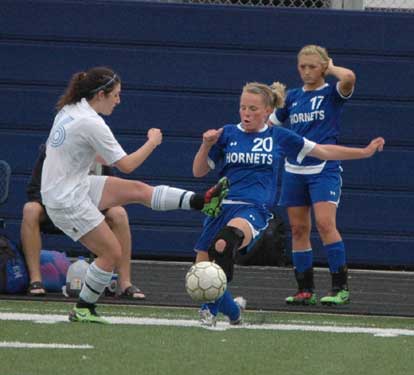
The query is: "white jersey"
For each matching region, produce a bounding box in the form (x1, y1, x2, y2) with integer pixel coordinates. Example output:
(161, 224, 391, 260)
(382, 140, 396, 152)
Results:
(41, 98, 126, 208)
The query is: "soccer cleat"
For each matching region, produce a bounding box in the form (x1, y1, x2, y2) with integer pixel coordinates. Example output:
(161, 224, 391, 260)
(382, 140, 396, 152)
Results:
(320, 289, 350, 306)
(199, 307, 217, 327)
(202, 177, 230, 217)
(230, 296, 247, 325)
(68, 305, 109, 324)
(285, 291, 317, 305)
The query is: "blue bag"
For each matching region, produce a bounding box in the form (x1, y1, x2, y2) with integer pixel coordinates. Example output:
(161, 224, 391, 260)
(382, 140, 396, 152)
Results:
(40, 249, 70, 292)
(0, 234, 29, 293)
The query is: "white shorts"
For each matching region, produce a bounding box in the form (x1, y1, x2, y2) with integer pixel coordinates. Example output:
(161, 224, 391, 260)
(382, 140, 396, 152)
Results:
(45, 175, 108, 241)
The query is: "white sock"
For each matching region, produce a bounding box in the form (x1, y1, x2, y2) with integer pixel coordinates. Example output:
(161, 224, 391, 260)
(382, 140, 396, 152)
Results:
(79, 262, 113, 304)
(151, 185, 194, 210)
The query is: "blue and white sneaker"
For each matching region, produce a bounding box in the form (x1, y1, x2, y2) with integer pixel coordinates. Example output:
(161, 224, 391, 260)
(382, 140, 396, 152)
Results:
(230, 296, 247, 325)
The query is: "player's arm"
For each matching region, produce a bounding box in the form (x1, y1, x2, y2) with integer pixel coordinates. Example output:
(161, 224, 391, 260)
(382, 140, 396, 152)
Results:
(193, 128, 223, 177)
(325, 58, 356, 97)
(309, 137, 385, 161)
(115, 128, 162, 174)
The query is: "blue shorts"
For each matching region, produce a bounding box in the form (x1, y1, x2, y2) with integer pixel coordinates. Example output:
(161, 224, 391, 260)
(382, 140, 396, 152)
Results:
(279, 169, 342, 207)
(194, 204, 273, 253)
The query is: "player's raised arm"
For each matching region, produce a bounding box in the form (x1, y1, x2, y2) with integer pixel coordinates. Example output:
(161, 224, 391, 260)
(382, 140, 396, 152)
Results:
(193, 128, 223, 177)
(115, 128, 162, 173)
(325, 58, 356, 97)
(309, 137, 385, 161)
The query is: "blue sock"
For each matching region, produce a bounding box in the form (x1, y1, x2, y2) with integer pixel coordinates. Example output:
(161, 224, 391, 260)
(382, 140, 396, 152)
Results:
(204, 290, 239, 321)
(292, 249, 313, 272)
(217, 290, 240, 321)
(325, 241, 346, 273)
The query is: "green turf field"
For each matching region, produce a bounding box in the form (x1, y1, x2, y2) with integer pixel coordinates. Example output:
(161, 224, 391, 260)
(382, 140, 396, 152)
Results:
(1, 300, 414, 375)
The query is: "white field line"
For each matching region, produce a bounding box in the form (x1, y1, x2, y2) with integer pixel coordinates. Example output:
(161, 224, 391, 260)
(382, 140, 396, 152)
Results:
(1, 312, 414, 337)
(0, 341, 93, 349)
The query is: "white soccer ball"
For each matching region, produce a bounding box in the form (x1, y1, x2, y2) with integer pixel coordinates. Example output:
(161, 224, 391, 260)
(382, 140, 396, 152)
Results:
(185, 261, 227, 303)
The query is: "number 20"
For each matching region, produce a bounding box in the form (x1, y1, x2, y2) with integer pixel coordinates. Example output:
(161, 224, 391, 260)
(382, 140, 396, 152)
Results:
(252, 137, 273, 152)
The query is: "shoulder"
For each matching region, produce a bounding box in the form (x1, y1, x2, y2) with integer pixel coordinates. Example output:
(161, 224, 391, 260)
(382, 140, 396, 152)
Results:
(221, 123, 241, 136)
(272, 126, 302, 141)
(82, 115, 107, 129)
(286, 87, 301, 98)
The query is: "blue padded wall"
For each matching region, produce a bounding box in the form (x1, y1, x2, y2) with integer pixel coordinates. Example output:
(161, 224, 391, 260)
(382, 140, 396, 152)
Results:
(0, 0, 413, 266)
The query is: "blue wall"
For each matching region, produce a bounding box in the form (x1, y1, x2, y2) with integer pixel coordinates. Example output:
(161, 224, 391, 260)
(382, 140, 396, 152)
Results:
(0, 0, 413, 267)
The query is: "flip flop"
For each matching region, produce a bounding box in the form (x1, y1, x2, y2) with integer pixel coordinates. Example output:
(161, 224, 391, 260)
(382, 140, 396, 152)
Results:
(28, 281, 46, 296)
(118, 285, 146, 300)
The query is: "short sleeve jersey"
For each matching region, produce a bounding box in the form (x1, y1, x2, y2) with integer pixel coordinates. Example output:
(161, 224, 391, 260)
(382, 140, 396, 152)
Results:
(208, 124, 315, 208)
(271, 82, 351, 172)
(41, 98, 126, 208)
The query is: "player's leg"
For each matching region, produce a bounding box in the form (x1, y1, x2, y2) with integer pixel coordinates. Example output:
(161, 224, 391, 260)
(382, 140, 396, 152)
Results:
(207, 218, 250, 325)
(285, 206, 317, 305)
(310, 172, 349, 305)
(20, 201, 47, 296)
(196, 206, 270, 325)
(194, 208, 248, 326)
(280, 172, 316, 305)
(69, 220, 122, 323)
(309, 171, 350, 305)
(313, 202, 349, 305)
(98, 176, 228, 217)
(46, 196, 121, 324)
(105, 206, 145, 299)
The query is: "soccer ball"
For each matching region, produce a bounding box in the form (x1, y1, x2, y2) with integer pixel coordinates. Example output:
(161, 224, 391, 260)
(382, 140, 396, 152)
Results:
(185, 261, 227, 303)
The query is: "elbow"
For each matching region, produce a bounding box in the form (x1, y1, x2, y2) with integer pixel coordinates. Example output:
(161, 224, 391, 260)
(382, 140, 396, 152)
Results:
(346, 71, 356, 86)
(122, 166, 134, 174)
(193, 169, 205, 178)
(116, 162, 134, 174)
(193, 165, 209, 178)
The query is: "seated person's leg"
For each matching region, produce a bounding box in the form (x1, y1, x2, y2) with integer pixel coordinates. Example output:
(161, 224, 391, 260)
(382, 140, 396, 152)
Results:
(21, 201, 47, 295)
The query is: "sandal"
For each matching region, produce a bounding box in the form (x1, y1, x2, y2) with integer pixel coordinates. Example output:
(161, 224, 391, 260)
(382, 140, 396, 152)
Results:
(28, 281, 46, 296)
(119, 285, 146, 300)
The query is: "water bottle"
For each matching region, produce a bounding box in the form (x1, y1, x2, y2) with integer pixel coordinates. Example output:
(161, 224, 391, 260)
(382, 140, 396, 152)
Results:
(104, 273, 118, 297)
(65, 256, 90, 297)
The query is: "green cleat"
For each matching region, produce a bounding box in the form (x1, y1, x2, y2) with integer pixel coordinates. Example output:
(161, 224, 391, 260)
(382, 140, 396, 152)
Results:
(202, 177, 229, 217)
(285, 291, 317, 305)
(320, 289, 350, 306)
(68, 305, 109, 324)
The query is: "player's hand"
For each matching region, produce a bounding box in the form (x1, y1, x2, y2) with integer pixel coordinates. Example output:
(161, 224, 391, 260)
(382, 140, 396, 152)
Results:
(202, 128, 223, 146)
(147, 128, 162, 147)
(364, 137, 385, 157)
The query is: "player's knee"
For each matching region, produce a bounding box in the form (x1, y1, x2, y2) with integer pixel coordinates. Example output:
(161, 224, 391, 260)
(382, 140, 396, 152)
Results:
(105, 206, 129, 228)
(22, 201, 44, 225)
(208, 226, 245, 282)
(290, 223, 310, 240)
(215, 238, 227, 253)
(315, 219, 336, 237)
(209, 226, 245, 258)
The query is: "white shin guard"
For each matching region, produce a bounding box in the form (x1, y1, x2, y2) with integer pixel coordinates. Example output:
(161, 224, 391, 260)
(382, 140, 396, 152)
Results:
(79, 262, 113, 304)
(151, 185, 194, 211)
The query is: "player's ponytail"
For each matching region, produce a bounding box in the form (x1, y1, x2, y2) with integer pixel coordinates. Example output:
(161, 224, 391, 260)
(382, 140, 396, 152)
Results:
(56, 66, 121, 111)
(270, 81, 286, 109)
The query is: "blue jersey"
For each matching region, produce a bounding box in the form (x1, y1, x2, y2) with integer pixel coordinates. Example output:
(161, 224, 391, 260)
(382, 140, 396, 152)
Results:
(208, 124, 315, 208)
(271, 82, 351, 172)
